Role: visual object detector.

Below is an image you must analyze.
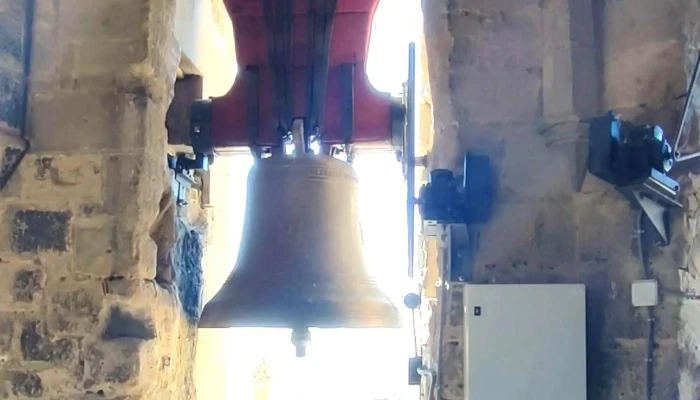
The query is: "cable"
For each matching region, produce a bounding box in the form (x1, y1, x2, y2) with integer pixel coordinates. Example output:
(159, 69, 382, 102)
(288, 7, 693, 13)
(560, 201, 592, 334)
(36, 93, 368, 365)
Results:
(636, 210, 655, 400)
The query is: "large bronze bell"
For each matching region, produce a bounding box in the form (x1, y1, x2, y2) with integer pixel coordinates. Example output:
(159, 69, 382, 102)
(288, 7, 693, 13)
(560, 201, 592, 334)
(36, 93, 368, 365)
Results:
(199, 154, 401, 355)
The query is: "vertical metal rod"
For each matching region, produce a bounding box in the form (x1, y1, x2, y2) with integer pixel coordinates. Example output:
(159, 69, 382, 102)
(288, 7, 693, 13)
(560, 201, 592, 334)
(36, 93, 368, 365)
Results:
(673, 51, 700, 161)
(637, 211, 655, 400)
(291, 119, 305, 156)
(340, 63, 354, 161)
(308, 0, 337, 137)
(406, 42, 417, 278)
(411, 308, 418, 357)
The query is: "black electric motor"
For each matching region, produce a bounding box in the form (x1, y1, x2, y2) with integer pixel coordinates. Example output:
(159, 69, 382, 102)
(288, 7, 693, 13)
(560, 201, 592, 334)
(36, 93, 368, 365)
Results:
(588, 111, 675, 188)
(418, 153, 493, 224)
(587, 110, 681, 246)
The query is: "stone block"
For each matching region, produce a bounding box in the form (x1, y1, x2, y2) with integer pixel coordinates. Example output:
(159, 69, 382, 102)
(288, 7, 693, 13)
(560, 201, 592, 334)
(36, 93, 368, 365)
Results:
(440, 339, 464, 400)
(574, 192, 635, 269)
(543, 41, 574, 118)
(453, 10, 542, 72)
(29, 90, 154, 152)
(73, 226, 114, 277)
(451, 66, 542, 124)
(0, 313, 12, 353)
(5, 371, 43, 398)
(0, 263, 44, 309)
(20, 321, 75, 365)
(47, 282, 104, 336)
(602, 0, 683, 58)
(18, 154, 104, 203)
(32, 366, 85, 399)
(102, 306, 156, 341)
(71, 38, 149, 89)
(602, 40, 685, 112)
(109, 227, 157, 280)
(12, 268, 44, 303)
(102, 278, 158, 301)
(30, 0, 61, 92)
(57, 0, 150, 40)
(448, 0, 542, 14)
(9, 209, 71, 254)
(82, 338, 157, 396)
(473, 199, 578, 283)
(498, 128, 577, 199)
(103, 153, 145, 217)
(103, 148, 169, 219)
(78, 203, 106, 218)
(585, 343, 673, 399)
(101, 154, 161, 279)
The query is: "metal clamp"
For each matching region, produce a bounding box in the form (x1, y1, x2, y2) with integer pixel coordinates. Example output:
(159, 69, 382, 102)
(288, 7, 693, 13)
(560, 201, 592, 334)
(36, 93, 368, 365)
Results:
(167, 154, 204, 207)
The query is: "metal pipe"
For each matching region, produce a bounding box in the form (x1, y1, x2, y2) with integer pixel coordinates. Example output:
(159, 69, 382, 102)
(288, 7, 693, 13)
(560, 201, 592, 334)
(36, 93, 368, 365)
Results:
(673, 51, 700, 162)
(406, 42, 416, 278)
(637, 210, 655, 400)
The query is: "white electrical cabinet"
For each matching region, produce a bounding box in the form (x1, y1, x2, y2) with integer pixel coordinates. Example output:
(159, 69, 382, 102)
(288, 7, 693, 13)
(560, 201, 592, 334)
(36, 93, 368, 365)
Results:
(463, 284, 586, 400)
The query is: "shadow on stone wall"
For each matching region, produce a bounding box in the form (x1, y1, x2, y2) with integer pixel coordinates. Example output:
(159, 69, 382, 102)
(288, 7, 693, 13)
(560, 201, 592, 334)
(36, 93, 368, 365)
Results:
(173, 221, 204, 322)
(150, 186, 204, 322)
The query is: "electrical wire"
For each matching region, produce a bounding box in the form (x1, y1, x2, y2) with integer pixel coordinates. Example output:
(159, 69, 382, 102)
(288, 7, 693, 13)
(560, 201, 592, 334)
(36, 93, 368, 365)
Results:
(636, 210, 655, 400)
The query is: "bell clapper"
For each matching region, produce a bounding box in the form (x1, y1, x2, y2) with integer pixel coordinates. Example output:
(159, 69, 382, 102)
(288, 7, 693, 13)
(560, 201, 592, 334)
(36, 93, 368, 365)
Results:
(291, 118, 306, 156)
(291, 327, 311, 357)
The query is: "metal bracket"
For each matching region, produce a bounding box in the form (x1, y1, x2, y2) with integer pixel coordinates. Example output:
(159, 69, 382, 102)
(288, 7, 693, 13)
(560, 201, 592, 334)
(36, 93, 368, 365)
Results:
(616, 160, 681, 246)
(408, 356, 423, 385)
(588, 111, 681, 245)
(167, 154, 201, 207)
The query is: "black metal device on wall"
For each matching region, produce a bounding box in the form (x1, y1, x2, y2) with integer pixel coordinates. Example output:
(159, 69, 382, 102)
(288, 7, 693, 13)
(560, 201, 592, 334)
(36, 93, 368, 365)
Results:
(587, 51, 700, 246)
(417, 154, 494, 225)
(166, 75, 213, 207)
(587, 111, 680, 245)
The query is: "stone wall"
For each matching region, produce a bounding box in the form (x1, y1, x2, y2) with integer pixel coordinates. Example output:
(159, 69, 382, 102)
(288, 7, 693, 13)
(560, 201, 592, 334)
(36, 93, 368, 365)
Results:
(0, 0, 200, 399)
(422, 0, 700, 398)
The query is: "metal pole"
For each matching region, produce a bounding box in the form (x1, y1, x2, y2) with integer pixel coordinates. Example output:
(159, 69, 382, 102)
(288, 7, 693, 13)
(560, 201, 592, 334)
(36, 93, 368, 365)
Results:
(406, 42, 417, 277)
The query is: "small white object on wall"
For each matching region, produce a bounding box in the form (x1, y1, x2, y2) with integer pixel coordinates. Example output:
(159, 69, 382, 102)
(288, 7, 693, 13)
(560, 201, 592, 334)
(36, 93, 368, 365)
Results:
(632, 279, 659, 307)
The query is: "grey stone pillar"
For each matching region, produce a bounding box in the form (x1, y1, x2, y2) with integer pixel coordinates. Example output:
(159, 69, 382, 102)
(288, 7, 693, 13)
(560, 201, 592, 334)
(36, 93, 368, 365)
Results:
(0, 0, 200, 399)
